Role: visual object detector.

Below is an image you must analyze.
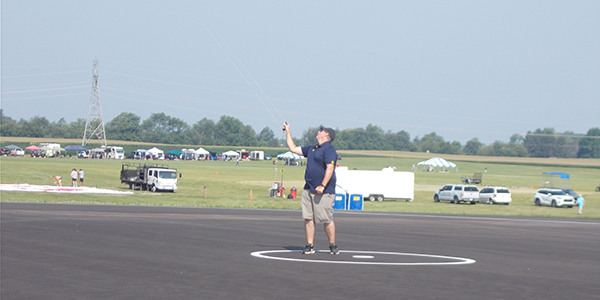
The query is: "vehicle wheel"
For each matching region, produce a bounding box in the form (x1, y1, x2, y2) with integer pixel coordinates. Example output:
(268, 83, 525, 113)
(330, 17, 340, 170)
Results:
(535, 199, 541, 206)
(505, 203, 510, 205)
(568, 206, 573, 208)
(551, 200, 557, 207)
(453, 196, 460, 204)
(368, 195, 376, 202)
(376, 195, 384, 202)
(488, 198, 494, 205)
(434, 195, 440, 202)
(151, 185, 157, 192)
(470, 201, 476, 205)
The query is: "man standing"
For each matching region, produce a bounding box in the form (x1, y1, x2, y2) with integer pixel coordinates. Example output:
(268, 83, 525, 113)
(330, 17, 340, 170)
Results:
(70, 168, 78, 187)
(283, 123, 339, 255)
(79, 169, 84, 187)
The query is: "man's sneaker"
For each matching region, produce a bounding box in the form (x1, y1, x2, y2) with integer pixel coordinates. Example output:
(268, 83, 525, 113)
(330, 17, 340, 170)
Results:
(329, 243, 339, 255)
(302, 243, 315, 254)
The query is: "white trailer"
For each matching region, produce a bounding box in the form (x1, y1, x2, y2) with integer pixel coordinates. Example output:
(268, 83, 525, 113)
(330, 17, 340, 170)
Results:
(335, 167, 414, 202)
(250, 150, 264, 160)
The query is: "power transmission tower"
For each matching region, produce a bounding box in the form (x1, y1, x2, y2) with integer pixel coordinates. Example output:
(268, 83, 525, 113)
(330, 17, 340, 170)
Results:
(82, 58, 107, 146)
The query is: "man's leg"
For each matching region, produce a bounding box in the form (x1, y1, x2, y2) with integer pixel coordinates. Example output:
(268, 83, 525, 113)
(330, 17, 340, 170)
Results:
(305, 219, 315, 245)
(324, 221, 335, 244)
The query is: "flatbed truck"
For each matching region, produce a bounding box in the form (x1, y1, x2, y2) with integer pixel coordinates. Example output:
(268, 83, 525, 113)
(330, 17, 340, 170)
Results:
(120, 163, 178, 192)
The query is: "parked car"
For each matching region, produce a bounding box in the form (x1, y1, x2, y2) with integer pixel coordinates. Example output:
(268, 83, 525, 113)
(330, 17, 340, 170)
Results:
(434, 184, 479, 204)
(558, 188, 579, 199)
(533, 188, 575, 208)
(11, 148, 25, 156)
(478, 186, 512, 205)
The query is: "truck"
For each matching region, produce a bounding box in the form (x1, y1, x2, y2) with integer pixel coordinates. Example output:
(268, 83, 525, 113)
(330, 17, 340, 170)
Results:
(120, 163, 178, 192)
(433, 184, 479, 204)
(334, 167, 414, 201)
(106, 146, 125, 159)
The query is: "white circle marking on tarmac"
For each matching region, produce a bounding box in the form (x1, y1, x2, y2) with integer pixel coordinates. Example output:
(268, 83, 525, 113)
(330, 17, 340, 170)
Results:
(251, 250, 476, 266)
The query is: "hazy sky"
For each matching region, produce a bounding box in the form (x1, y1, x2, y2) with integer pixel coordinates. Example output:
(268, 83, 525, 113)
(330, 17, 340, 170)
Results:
(2, 1, 598, 144)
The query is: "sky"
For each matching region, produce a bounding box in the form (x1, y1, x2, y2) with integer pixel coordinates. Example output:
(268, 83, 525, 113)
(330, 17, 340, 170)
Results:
(1, 1, 598, 144)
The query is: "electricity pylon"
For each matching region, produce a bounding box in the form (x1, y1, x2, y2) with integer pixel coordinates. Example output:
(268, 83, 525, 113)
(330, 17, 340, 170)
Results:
(82, 58, 107, 146)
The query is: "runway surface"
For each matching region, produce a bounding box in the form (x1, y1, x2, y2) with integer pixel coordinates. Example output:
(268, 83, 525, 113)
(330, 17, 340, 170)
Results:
(2, 202, 599, 299)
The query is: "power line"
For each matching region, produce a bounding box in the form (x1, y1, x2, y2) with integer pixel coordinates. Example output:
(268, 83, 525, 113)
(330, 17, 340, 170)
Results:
(525, 133, 600, 139)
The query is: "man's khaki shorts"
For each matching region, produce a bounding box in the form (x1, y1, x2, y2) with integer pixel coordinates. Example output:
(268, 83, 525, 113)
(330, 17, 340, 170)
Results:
(301, 189, 334, 223)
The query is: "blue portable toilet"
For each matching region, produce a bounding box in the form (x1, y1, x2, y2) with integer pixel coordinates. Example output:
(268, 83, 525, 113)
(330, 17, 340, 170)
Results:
(333, 194, 347, 210)
(348, 194, 363, 210)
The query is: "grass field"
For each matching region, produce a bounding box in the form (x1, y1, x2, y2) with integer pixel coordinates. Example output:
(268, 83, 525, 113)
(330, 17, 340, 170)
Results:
(1, 150, 598, 218)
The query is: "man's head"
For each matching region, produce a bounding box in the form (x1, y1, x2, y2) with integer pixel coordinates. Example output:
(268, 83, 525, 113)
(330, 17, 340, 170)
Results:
(318, 126, 335, 142)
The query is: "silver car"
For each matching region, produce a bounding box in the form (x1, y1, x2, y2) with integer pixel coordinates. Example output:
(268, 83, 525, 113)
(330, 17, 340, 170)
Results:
(479, 187, 512, 205)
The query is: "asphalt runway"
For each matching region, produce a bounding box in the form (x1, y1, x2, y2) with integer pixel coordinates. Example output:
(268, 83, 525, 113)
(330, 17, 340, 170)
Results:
(2, 202, 599, 300)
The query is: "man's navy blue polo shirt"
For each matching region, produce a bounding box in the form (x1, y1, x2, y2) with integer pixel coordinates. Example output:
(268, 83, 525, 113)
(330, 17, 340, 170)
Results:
(301, 141, 337, 194)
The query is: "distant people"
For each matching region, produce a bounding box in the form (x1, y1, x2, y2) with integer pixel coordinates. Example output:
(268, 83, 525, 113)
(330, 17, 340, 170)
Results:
(412, 164, 416, 172)
(79, 169, 84, 187)
(53, 176, 62, 187)
(576, 194, 585, 215)
(484, 167, 488, 173)
(71, 168, 78, 187)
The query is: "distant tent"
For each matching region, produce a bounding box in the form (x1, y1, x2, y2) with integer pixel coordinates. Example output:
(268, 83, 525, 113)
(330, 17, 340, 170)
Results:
(41, 146, 65, 151)
(64, 145, 89, 152)
(222, 150, 239, 156)
(166, 150, 182, 155)
(25, 145, 42, 151)
(147, 147, 165, 159)
(195, 147, 210, 155)
(416, 157, 457, 168)
(543, 172, 570, 179)
(277, 151, 304, 160)
(542, 172, 571, 188)
(5, 144, 20, 150)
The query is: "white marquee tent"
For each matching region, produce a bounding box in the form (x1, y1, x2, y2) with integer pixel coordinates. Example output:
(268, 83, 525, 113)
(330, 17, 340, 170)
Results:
(221, 150, 239, 160)
(147, 147, 165, 159)
(416, 157, 457, 171)
(195, 148, 210, 155)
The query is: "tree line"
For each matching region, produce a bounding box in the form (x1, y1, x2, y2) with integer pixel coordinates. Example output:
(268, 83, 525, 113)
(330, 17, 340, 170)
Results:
(1, 110, 599, 158)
